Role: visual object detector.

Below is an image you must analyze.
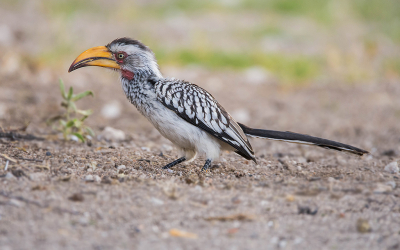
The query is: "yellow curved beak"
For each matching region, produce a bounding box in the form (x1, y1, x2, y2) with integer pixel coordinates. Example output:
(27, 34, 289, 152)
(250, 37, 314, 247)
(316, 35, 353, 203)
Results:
(68, 46, 120, 72)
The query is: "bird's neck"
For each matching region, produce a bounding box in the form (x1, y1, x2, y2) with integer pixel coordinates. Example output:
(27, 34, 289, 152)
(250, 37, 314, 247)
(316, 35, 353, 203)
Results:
(120, 69, 161, 113)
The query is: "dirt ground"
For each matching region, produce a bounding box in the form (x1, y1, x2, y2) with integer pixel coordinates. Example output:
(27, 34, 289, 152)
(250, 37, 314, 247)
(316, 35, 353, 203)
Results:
(1, 66, 400, 250)
(1, 1, 400, 249)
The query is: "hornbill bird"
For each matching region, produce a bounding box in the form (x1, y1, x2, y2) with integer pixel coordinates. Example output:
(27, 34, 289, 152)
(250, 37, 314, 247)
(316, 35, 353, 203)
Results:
(69, 37, 368, 171)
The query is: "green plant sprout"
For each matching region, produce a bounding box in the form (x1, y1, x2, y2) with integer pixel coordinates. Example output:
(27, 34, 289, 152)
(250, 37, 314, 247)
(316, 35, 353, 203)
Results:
(48, 79, 95, 142)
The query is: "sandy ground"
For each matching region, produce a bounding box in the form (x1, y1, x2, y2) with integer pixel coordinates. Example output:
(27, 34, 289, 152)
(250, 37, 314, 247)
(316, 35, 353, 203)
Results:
(0, 66, 400, 250)
(1, 1, 400, 249)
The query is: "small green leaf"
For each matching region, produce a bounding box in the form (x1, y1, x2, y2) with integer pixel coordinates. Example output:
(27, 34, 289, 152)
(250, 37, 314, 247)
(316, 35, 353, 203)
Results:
(86, 127, 95, 137)
(66, 120, 75, 128)
(68, 87, 73, 99)
(77, 109, 93, 116)
(59, 79, 67, 99)
(72, 133, 85, 142)
(72, 91, 94, 101)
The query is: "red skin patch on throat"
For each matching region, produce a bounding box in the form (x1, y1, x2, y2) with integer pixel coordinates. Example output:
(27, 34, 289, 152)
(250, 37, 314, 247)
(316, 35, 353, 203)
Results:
(121, 69, 134, 80)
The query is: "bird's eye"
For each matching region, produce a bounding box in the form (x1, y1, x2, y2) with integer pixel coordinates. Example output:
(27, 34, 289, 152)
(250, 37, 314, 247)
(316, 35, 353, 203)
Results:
(117, 53, 125, 59)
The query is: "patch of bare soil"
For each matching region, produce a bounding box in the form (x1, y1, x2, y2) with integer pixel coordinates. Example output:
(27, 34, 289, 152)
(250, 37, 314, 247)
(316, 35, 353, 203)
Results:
(0, 67, 400, 250)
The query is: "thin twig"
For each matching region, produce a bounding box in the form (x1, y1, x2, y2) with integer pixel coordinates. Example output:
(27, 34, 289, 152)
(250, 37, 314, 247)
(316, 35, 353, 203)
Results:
(0, 154, 17, 163)
(16, 157, 44, 163)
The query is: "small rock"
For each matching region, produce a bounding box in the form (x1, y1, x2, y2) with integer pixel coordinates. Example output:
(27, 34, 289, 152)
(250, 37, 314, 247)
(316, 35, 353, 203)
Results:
(101, 176, 113, 184)
(386, 181, 396, 189)
(70, 135, 79, 142)
(9, 199, 24, 208)
(11, 169, 26, 178)
(85, 175, 94, 182)
(356, 218, 371, 233)
(185, 173, 199, 185)
(167, 169, 174, 173)
(60, 175, 71, 182)
(169, 228, 198, 239)
(117, 165, 126, 170)
(278, 240, 287, 249)
(98, 127, 126, 142)
(101, 101, 122, 119)
(150, 197, 164, 206)
(374, 183, 393, 193)
(93, 175, 101, 183)
(298, 205, 318, 215)
(285, 194, 295, 202)
(68, 193, 84, 202)
(328, 177, 336, 182)
(45, 151, 52, 156)
(381, 149, 397, 157)
(384, 161, 399, 174)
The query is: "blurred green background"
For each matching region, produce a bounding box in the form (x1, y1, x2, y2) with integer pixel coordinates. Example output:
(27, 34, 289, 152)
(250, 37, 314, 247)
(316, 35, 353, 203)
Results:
(1, 0, 400, 85)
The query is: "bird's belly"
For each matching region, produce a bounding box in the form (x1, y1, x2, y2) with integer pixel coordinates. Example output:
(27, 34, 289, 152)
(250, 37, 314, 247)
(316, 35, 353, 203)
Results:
(145, 103, 222, 160)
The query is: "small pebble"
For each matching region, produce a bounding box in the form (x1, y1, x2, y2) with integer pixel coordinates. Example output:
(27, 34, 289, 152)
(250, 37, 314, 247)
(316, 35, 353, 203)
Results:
(9, 199, 24, 207)
(278, 240, 287, 249)
(384, 161, 399, 174)
(93, 175, 101, 183)
(69, 193, 84, 202)
(150, 197, 164, 206)
(85, 175, 94, 182)
(167, 169, 174, 173)
(70, 135, 79, 142)
(98, 126, 126, 142)
(374, 183, 393, 193)
(386, 181, 396, 189)
(45, 151, 52, 156)
(357, 218, 371, 233)
(117, 165, 126, 170)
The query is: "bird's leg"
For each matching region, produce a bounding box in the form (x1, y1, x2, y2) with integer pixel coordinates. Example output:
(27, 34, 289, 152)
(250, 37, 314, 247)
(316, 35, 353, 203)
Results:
(201, 159, 212, 171)
(162, 157, 186, 169)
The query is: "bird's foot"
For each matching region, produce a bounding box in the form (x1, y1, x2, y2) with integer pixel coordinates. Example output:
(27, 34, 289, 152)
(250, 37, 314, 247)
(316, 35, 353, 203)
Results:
(201, 159, 212, 172)
(162, 157, 186, 169)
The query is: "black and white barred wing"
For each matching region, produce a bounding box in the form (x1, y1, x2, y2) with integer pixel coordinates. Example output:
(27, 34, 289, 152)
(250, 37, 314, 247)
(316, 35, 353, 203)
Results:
(155, 79, 255, 162)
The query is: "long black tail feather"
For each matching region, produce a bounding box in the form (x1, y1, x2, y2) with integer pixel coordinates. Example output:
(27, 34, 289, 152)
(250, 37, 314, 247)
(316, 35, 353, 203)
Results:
(238, 123, 368, 156)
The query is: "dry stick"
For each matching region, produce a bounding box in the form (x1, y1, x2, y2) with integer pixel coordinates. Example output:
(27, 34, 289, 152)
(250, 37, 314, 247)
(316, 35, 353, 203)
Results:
(0, 132, 44, 141)
(0, 154, 17, 163)
(16, 157, 44, 163)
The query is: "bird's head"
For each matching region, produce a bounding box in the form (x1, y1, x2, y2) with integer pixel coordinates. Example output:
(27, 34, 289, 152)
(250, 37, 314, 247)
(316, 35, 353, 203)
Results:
(68, 37, 161, 80)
